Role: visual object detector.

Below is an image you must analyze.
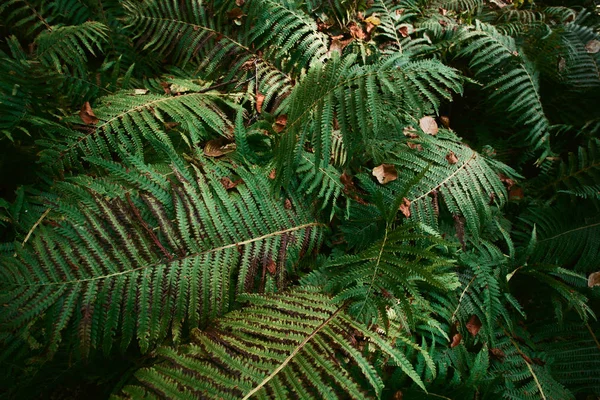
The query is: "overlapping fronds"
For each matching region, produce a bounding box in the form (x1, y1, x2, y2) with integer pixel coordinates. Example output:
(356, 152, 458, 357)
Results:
(40, 84, 236, 173)
(116, 289, 433, 399)
(275, 53, 464, 186)
(0, 154, 324, 358)
(317, 221, 459, 326)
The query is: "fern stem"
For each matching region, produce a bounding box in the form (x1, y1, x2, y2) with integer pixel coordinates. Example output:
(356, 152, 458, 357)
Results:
(451, 274, 477, 321)
(15, 208, 51, 256)
(241, 304, 345, 399)
(586, 322, 600, 351)
(13, 222, 325, 287)
(538, 221, 600, 243)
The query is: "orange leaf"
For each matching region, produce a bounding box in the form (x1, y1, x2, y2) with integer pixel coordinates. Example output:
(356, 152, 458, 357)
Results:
(273, 114, 287, 133)
(220, 177, 242, 190)
(79, 102, 98, 125)
(268, 169, 276, 180)
(440, 115, 450, 128)
(398, 25, 410, 38)
(266, 258, 276, 275)
(256, 92, 265, 113)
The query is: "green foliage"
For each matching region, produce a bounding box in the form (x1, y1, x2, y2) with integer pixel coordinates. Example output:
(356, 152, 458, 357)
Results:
(1, 0, 599, 398)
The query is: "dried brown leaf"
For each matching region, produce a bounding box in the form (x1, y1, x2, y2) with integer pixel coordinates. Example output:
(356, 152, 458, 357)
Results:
(330, 35, 354, 55)
(265, 258, 276, 275)
(450, 333, 462, 348)
(220, 177, 242, 190)
(585, 39, 600, 54)
(588, 271, 600, 287)
(403, 126, 418, 138)
(398, 25, 409, 38)
(268, 169, 276, 180)
(284, 199, 292, 209)
(227, 7, 244, 19)
(79, 102, 98, 125)
(446, 151, 458, 164)
(399, 197, 411, 218)
(256, 92, 265, 113)
(372, 164, 398, 184)
(348, 22, 366, 40)
(419, 116, 438, 135)
(466, 315, 482, 336)
(440, 115, 450, 128)
(204, 138, 236, 157)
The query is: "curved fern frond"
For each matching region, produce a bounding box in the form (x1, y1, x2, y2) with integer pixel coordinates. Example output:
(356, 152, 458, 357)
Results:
(459, 21, 551, 150)
(40, 85, 236, 173)
(116, 289, 432, 399)
(0, 154, 324, 358)
(276, 53, 464, 186)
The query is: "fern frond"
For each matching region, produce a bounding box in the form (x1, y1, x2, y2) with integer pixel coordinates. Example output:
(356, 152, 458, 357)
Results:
(40, 85, 236, 173)
(0, 154, 324, 358)
(116, 288, 432, 399)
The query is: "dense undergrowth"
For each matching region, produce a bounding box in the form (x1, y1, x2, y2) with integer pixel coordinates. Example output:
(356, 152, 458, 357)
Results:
(1, 0, 599, 398)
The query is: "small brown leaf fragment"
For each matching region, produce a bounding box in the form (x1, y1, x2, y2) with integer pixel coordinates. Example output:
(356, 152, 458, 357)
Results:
(220, 177, 242, 190)
(329, 35, 354, 55)
(440, 115, 450, 128)
(273, 114, 288, 133)
(160, 81, 171, 95)
(439, 8, 447, 15)
(450, 333, 462, 348)
(585, 39, 600, 54)
(227, 7, 244, 19)
(454, 215, 465, 250)
(446, 151, 458, 165)
(403, 125, 418, 138)
(439, 19, 448, 27)
(284, 199, 292, 209)
(398, 25, 410, 38)
(466, 315, 482, 336)
(490, 348, 505, 361)
(509, 187, 524, 200)
(133, 88, 149, 95)
(268, 169, 276, 180)
(588, 271, 600, 287)
(558, 57, 566, 72)
(372, 164, 398, 184)
(265, 258, 276, 275)
(419, 116, 438, 135)
(521, 354, 533, 364)
(256, 92, 265, 113)
(348, 22, 366, 40)
(79, 102, 99, 125)
(532, 357, 546, 366)
(204, 138, 236, 157)
(393, 390, 404, 400)
(399, 197, 411, 218)
(498, 173, 515, 190)
(407, 142, 423, 151)
(163, 122, 179, 130)
(235, 0, 244, 5)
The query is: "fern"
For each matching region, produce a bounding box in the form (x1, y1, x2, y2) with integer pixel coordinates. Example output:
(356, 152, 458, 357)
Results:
(0, 152, 324, 358)
(116, 288, 433, 399)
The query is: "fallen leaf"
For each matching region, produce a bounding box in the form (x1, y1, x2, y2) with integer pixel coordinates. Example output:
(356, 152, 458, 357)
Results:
(466, 315, 482, 336)
(439, 7, 447, 15)
(393, 390, 403, 400)
(509, 187, 524, 200)
(558, 56, 566, 72)
(329, 35, 354, 55)
(220, 177, 242, 190)
(399, 197, 411, 218)
(160, 81, 171, 95)
(133, 88, 149, 95)
(265, 258, 276, 275)
(79, 102, 98, 125)
(490, 348, 505, 360)
(256, 92, 265, 113)
(372, 164, 398, 184)
(204, 138, 236, 157)
(284, 199, 292, 209)
(398, 25, 410, 38)
(273, 114, 287, 133)
(235, 0, 244, 5)
(348, 22, 366, 40)
(419, 116, 438, 135)
(407, 142, 423, 151)
(227, 7, 244, 19)
(450, 333, 462, 348)
(440, 115, 450, 128)
(395, 9, 404, 15)
(588, 271, 600, 287)
(585, 39, 600, 54)
(268, 169, 276, 180)
(446, 151, 458, 164)
(403, 126, 418, 138)
(498, 173, 515, 190)
(439, 19, 448, 27)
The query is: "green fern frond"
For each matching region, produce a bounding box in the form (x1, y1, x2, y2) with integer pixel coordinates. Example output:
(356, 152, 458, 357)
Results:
(459, 21, 551, 150)
(40, 84, 236, 173)
(276, 53, 464, 186)
(0, 154, 324, 358)
(116, 288, 432, 399)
